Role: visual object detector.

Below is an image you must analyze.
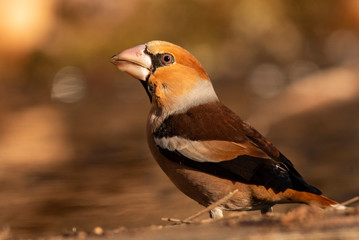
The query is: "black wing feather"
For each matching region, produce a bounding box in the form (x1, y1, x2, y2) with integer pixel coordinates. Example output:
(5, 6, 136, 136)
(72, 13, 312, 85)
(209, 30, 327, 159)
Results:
(158, 147, 321, 194)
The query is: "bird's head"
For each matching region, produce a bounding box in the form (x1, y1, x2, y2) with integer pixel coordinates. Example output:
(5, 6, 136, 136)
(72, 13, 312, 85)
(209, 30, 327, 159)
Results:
(111, 40, 218, 115)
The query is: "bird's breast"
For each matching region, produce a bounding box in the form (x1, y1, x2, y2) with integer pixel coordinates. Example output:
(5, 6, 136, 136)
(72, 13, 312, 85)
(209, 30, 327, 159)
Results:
(146, 116, 255, 209)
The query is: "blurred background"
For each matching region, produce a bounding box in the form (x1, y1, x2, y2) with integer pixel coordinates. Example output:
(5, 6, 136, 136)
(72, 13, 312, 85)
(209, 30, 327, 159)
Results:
(0, 0, 359, 238)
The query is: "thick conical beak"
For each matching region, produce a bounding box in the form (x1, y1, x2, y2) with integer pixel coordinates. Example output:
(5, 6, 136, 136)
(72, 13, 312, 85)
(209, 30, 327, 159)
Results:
(111, 44, 152, 81)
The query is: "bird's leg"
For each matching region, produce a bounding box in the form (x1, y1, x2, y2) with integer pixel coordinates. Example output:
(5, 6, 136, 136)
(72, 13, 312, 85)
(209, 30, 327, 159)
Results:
(209, 207, 224, 219)
(260, 206, 273, 215)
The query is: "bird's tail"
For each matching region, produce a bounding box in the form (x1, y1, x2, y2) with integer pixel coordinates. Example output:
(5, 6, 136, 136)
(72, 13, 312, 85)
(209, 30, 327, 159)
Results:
(283, 189, 345, 209)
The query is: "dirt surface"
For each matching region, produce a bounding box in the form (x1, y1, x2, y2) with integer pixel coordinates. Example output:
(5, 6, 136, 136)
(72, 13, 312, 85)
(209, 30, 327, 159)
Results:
(91, 206, 359, 240)
(3, 205, 358, 240)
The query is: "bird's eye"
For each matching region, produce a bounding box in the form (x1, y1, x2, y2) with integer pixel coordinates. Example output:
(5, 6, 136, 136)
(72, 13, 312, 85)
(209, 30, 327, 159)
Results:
(161, 53, 174, 65)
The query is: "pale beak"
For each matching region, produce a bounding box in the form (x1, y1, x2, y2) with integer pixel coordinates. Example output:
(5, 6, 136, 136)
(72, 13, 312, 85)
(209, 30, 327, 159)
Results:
(111, 44, 152, 81)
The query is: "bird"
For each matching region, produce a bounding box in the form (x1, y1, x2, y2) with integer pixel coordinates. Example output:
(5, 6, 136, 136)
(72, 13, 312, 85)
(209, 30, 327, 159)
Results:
(111, 40, 343, 218)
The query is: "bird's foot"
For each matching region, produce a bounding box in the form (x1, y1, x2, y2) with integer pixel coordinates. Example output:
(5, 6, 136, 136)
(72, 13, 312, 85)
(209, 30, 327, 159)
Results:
(209, 207, 224, 219)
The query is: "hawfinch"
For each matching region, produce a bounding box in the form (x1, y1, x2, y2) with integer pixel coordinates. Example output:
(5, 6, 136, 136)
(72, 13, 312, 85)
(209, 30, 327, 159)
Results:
(111, 40, 342, 218)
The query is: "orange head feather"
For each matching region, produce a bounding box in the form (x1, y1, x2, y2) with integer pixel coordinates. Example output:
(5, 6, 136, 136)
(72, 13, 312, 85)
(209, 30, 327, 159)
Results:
(112, 40, 218, 114)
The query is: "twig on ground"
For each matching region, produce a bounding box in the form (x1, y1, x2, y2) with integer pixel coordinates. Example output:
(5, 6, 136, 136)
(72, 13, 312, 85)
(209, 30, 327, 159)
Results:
(183, 189, 239, 223)
(161, 218, 182, 223)
(162, 189, 239, 224)
(341, 196, 359, 206)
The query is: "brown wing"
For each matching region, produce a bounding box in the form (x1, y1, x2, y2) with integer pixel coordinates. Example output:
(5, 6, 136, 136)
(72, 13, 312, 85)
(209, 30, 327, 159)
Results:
(153, 102, 322, 194)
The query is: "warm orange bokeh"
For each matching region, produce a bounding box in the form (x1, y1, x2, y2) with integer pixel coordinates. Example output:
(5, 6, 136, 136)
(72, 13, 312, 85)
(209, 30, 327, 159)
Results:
(0, 0, 57, 57)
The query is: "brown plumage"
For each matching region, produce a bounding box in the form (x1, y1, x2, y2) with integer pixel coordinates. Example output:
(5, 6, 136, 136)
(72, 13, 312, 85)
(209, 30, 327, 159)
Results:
(111, 40, 343, 218)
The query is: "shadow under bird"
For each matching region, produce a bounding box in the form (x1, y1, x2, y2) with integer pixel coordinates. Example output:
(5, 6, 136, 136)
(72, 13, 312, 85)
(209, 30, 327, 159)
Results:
(111, 40, 344, 218)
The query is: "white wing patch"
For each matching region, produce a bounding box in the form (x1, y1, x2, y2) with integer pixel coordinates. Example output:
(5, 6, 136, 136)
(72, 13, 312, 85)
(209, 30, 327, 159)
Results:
(154, 135, 271, 163)
(153, 135, 264, 163)
(154, 136, 187, 151)
(154, 136, 219, 162)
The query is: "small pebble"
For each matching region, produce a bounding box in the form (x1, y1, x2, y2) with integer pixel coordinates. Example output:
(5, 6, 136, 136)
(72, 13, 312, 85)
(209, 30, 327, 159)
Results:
(93, 226, 104, 235)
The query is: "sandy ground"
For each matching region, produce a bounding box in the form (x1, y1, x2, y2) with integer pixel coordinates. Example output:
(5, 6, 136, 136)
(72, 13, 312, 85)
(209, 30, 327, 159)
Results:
(84, 205, 359, 240)
(2, 205, 358, 240)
